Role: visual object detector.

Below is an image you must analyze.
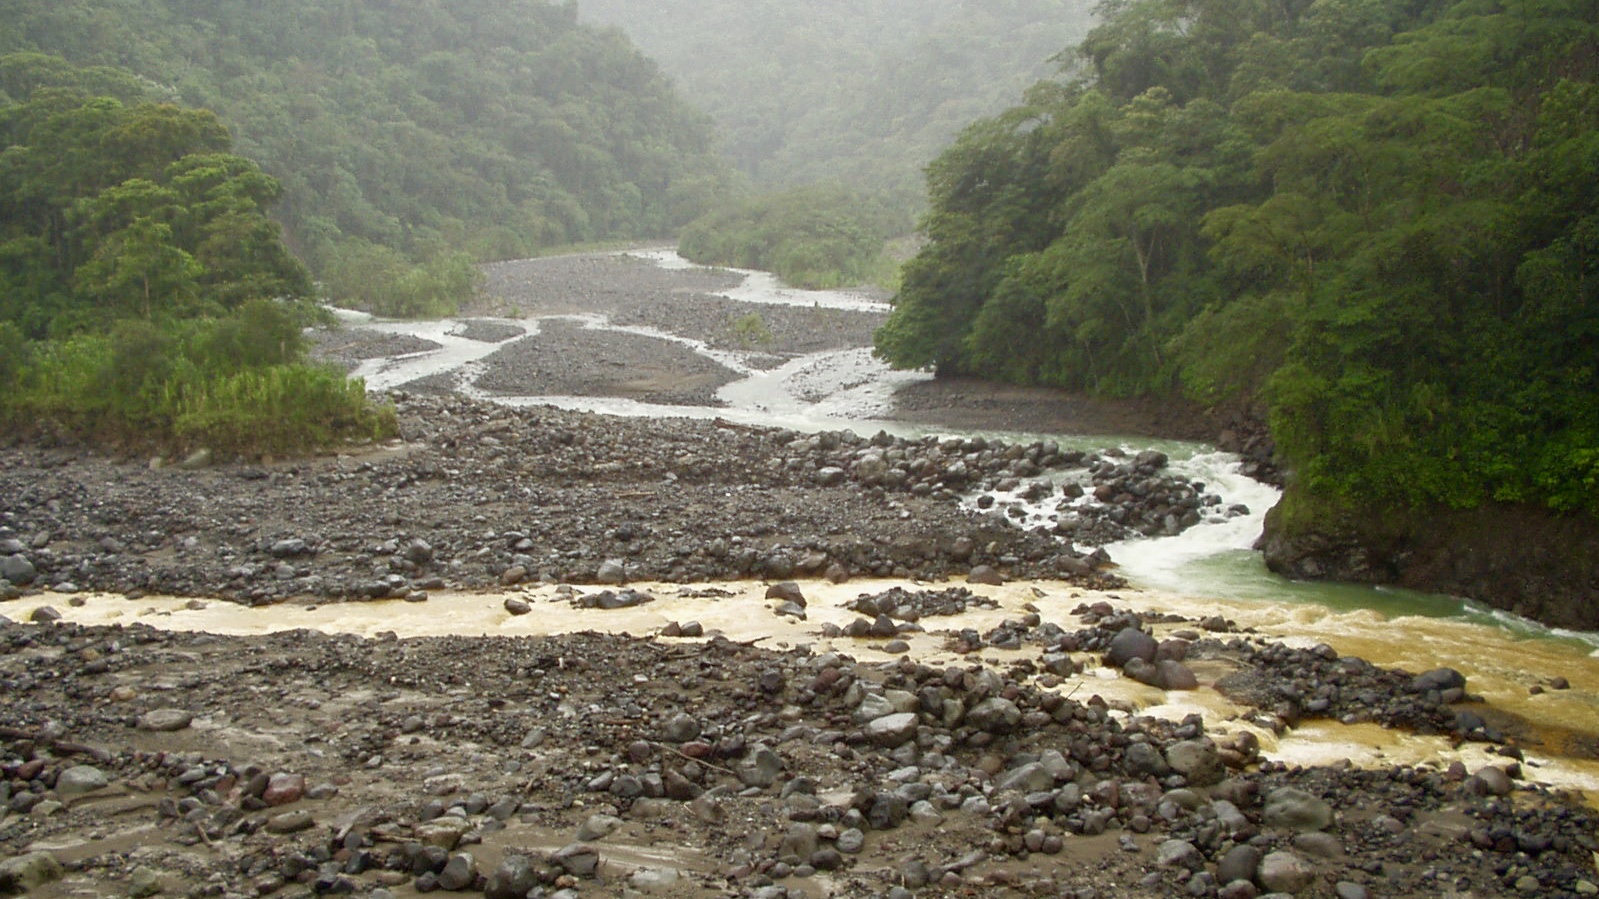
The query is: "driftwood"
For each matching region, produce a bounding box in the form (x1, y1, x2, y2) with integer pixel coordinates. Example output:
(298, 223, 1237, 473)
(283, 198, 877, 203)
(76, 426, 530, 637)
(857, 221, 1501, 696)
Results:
(0, 725, 114, 763)
(712, 417, 766, 433)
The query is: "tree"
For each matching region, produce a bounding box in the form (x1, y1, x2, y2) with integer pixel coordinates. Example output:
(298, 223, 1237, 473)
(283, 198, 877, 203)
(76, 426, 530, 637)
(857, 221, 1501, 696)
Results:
(74, 216, 204, 319)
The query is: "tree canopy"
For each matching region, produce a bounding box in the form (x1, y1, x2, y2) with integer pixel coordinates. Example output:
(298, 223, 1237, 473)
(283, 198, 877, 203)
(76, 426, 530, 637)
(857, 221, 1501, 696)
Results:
(677, 183, 912, 289)
(0, 64, 391, 454)
(877, 0, 1599, 519)
(0, 74, 312, 336)
(0, 0, 735, 278)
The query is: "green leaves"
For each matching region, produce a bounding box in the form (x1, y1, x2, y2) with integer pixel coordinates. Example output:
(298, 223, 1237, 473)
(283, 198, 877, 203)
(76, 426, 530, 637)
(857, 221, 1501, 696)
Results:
(678, 183, 910, 290)
(879, 0, 1599, 521)
(1, 0, 737, 273)
(0, 83, 314, 331)
(74, 216, 204, 319)
(0, 54, 395, 455)
(319, 240, 481, 318)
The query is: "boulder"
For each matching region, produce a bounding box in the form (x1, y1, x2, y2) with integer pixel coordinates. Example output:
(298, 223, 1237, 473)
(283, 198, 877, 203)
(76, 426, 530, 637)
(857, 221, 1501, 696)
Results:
(484, 855, 539, 899)
(1, 554, 36, 586)
(1217, 843, 1262, 886)
(596, 558, 626, 585)
(552, 844, 599, 878)
(0, 852, 64, 892)
(765, 582, 805, 606)
(965, 697, 1022, 734)
(1157, 660, 1199, 690)
(1157, 839, 1203, 871)
(1263, 787, 1334, 832)
(967, 564, 1005, 586)
(55, 765, 109, 796)
(138, 708, 194, 732)
(1165, 739, 1224, 787)
(1106, 627, 1158, 667)
(1409, 667, 1466, 693)
(863, 713, 919, 748)
(437, 853, 477, 891)
(1257, 850, 1316, 894)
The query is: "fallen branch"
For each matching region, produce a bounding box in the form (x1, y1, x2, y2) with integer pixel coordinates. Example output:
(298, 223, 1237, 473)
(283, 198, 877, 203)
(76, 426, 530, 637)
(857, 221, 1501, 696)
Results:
(651, 741, 738, 777)
(0, 726, 114, 763)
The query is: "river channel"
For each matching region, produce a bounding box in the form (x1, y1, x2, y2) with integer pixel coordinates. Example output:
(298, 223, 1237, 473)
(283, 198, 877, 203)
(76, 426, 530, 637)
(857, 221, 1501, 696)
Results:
(23, 249, 1599, 797)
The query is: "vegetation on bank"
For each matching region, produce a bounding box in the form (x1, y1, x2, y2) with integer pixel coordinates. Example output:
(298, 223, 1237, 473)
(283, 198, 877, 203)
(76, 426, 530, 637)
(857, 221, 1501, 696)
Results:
(0, 0, 734, 304)
(877, 0, 1599, 521)
(0, 60, 394, 454)
(678, 184, 912, 289)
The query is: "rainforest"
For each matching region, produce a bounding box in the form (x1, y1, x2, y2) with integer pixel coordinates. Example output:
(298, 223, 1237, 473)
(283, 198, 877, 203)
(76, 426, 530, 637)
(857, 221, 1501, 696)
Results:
(875, 0, 1599, 617)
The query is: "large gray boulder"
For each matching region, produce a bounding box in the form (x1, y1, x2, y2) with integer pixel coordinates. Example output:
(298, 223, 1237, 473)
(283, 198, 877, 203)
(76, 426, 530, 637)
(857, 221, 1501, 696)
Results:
(1263, 786, 1334, 831)
(55, 765, 109, 796)
(965, 697, 1022, 734)
(1165, 739, 1224, 787)
(1, 554, 36, 586)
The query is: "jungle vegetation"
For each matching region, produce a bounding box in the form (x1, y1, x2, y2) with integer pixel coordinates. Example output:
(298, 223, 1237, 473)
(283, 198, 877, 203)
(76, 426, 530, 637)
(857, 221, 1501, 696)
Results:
(0, 57, 393, 453)
(0, 0, 735, 312)
(876, 0, 1599, 521)
(677, 184, 912, 289)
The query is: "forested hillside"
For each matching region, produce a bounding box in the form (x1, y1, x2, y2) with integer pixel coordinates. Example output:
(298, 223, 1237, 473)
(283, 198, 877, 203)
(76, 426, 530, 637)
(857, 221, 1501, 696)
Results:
(576, 0, 1096, 200)
(0, 0, 733, 293)
(877, 0, 1599, 612)
(0, 57, 393, 453)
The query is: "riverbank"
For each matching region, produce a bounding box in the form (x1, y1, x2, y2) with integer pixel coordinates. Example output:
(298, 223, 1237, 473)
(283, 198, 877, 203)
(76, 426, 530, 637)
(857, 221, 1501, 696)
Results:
(5, 593, 1597, 899)
(4, 250, 1597, 897)
(3, 390, 1222, 604)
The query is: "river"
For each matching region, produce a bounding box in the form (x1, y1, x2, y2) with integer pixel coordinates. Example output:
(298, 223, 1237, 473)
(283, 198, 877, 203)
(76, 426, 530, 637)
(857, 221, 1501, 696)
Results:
(20, 248, 1599, 797)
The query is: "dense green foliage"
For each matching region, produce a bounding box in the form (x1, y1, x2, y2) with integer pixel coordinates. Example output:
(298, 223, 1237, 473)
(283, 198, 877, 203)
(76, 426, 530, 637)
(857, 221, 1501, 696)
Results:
(5, 312, 394, 455)
(0, 65, 394, 453)
(878, 0, 1599, 517)
(578, 0, 1096, 202)
(0, 0, 733, 292)
(0, 59, 313, 336)
(678, 184, 912, 289)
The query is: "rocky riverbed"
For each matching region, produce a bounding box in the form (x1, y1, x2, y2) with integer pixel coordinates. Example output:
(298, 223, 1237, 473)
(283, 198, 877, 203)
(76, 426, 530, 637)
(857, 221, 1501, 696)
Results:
(3, 598, 1596, 899)
(0, 389, 1264, 605)
(3, 251, 1597, 897)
